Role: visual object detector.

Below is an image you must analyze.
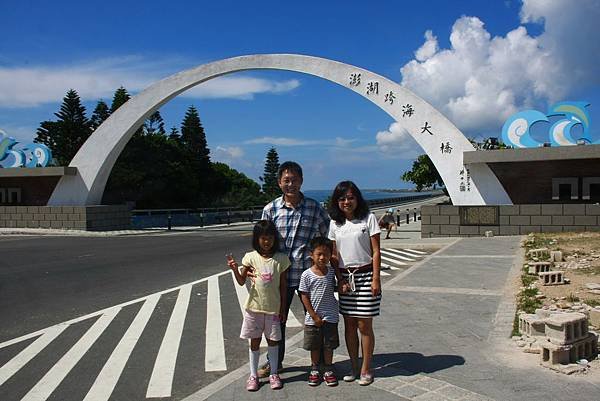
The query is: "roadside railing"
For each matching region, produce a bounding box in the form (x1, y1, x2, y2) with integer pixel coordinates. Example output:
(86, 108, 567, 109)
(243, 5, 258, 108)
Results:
(131, 191, 444, 229)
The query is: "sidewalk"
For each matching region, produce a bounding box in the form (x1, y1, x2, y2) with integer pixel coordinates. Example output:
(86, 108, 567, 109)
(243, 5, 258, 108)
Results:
(185, 233, 600, 401)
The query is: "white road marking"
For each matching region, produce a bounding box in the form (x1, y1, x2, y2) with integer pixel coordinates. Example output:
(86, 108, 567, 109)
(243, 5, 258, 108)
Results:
(84, 294, 160, 401)
(381, 255, 408, 266)
(404, 248, 427, 255)
(147, 285, 192, 397)
(379, 271, 391, 276)
(0, 270, 230, 351)
(21, 308, 120, 401)
(381, 249, 414, 261)
(231, 271, 249, 316)
(205, 276, 227, 372)
(385, 248, 425, 258)
(0, 325, 67, 386)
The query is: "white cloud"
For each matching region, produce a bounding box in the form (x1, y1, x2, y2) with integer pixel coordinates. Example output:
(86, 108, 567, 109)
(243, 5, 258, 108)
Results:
(375, 122, 421, 159)
(213, 145, 250, 168)
(244, 136, 321, 146)
(399, 0, 600, 135)
(0, 57, 300, 107)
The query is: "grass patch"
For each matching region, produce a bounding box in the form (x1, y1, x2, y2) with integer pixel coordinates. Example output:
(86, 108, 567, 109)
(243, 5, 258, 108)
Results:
(566, 293, 580, 302)
(521, 274, 537, 287)
(512, 314, 520, 337)
(583, 298, 600, 308)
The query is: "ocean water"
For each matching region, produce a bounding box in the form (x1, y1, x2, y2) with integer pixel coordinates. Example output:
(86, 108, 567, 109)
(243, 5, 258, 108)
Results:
(303, 189, 438, 203)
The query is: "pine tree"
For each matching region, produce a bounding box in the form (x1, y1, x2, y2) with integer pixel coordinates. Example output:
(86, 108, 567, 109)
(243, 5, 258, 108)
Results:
(34, 89, 91, 166)
(143, 111, 166, 136)
(260, 147, 280, 197)
(180, 105, 210, 165)
(168, 126, 180, 142)
(90, 100, 111, 130)
(110, 86, 130, 113)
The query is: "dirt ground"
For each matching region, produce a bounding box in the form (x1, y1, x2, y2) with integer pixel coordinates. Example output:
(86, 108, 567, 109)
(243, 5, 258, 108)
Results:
(528, 232, 600, 307)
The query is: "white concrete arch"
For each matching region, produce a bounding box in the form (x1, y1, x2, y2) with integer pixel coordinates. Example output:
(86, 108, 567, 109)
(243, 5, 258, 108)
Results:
(48, 54, 512, 206)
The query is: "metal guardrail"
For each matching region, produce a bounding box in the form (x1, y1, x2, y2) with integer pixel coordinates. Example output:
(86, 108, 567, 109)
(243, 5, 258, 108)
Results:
(131, 191, 443, 229)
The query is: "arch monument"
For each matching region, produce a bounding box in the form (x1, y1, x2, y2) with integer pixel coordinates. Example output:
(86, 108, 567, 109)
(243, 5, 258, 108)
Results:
(47, 54, 512, 206)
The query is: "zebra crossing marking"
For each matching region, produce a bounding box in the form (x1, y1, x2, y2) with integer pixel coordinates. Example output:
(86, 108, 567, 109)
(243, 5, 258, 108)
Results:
(380, 249, 414, 261)
(205, 276, 227, 372)
(0, 325, 67, 387)
(380, 255, 407, 266)
(404, 248, 427, 255)
(147, 284, 192, 397)
(21, 308, 121, 401)
(84, 294, 160, 401)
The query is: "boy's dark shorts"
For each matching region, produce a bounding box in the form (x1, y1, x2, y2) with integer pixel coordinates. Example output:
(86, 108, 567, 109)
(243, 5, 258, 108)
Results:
(302, 322, 339, 351)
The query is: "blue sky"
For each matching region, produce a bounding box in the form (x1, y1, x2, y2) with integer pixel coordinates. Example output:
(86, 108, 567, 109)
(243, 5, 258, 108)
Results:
(1, 0, 598, 190)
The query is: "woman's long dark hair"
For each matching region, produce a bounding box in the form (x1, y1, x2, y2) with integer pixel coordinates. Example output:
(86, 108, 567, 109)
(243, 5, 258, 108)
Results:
(328, 181, 370, 224)
(252, 220, 280, 256)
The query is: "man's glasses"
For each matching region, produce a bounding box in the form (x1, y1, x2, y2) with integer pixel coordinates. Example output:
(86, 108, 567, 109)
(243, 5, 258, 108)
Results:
(338, 196, 355, 202)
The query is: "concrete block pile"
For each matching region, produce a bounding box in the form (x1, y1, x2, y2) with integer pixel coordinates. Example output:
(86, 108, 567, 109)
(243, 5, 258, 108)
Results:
(525, 248, 568, 286)
(517, 309, 599, 374)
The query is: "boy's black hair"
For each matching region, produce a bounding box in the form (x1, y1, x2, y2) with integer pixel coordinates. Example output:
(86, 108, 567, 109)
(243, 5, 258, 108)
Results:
(277, 161, 303, 180)
(328, 180, 370, 224)
(310, 236, 333, 253)
(252, 220, 280, 255)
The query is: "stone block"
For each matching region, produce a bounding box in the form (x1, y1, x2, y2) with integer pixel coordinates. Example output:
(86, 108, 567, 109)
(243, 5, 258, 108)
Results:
(44, 214, 57, 221)
(422, 225, 440, 235)
(34, 214, 44, 220)
(68, 213, 83, 221)
(510, 216, 531, 225)
(586, 226, 600, 232)
(449, 215, 460, 225)
(539, 271, 565, 286)
(439, 205, 459, 215)
(27, 206, 39, 213)
(552, 216, 574, 226)
(420, 215, 430, 224)
(520, 204, 541, 215)
(73, 221, 87, 230)
(431, 215, 449, 225)
(16, 220, 26, 228)
(520, 225, 541, 234)
(528, 248, 549, 258)
(21, 213, 33, 220)
(531, 216, 552, 225)
(27, 220, 39, 228)
(500, 226, 520, 235)
(5, 206, 16, 213)
(528, 261, 551, 274)
(545, 313, 587, 345)
(541, 225, 563, 233)
(586, 204, 600, 216)
(519, 313, 546, 337)
(10, 214, 22, 220)
(542, 204, 563, 215)
(563, 226, 585, 232)
(459, 225, 479, 235)
(550, 251, 563, 262)
(6, 221, 16, 228)
(563, 204, 586, 215)
(62, 206, 74, 213)
(589, 309, 600, 328)
(499, 216, 509, 225)
(540, 334, 598, 367)
(40, 220, 51, 228)
(50, 221, 63, 229)
(440, 225, 459, 235)
(0, 221, 5, 227)
(574, 216, 597, 226)
(499, 205, 519, 215)
(49, 207, 62, 214)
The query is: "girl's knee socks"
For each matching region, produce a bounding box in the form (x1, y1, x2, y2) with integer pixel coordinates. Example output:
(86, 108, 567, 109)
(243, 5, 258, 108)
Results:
(249, 349, 260, 377)
(267, 346, 279, 374)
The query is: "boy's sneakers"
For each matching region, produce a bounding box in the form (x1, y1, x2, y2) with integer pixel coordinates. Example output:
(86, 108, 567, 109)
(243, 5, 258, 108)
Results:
(269, 374, 283, 390)
(308, 369, 321, 386)
(246, 375, 259, 391)
(323, 370, 338, 386)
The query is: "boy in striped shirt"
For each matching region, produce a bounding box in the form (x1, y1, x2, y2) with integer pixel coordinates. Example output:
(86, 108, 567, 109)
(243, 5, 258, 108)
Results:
(298, 237, 340, 387)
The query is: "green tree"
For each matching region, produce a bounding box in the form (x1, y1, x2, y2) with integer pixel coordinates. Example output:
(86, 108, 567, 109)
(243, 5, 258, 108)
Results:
(90, 100, 111, 130)
(110, 86, 131, 113)
(212, 162, 266, 208)
(143, 111, 166, 136)
(401, 154, 444, 192)
(260, 147, 280, 198)
(180, 105, 210, 166)
(34, 89, 92, 166)
(168, 126, 180, 142)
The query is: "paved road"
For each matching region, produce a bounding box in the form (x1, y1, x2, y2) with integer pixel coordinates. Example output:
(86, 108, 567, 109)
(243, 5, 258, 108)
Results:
(0, 230, 434, 400)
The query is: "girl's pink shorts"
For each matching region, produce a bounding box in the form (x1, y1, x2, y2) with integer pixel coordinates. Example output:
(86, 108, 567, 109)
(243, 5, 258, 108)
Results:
(240, 310, 282, 340)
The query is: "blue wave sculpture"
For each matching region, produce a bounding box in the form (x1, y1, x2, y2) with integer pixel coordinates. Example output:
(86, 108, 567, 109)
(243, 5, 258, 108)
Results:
(501, 101, 596, 148)
(0, 129, 52, 168)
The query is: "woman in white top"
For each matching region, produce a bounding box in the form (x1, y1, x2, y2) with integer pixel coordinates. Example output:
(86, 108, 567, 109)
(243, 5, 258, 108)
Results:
(327, 181, 381, 386)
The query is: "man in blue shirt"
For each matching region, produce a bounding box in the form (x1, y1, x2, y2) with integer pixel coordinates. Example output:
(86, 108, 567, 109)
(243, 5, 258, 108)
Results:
(259, 161, 329, 377)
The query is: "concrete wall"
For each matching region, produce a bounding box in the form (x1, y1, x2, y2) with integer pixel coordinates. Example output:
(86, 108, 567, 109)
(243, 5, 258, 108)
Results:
(0, 205, 131, 231)
(421, 204, 600, 238)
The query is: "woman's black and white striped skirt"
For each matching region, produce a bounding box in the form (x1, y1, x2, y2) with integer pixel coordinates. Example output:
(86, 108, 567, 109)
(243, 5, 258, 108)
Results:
(339, 269, 381, 317)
